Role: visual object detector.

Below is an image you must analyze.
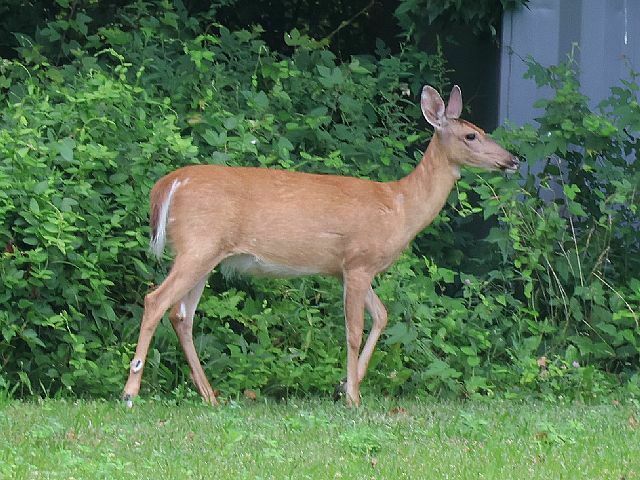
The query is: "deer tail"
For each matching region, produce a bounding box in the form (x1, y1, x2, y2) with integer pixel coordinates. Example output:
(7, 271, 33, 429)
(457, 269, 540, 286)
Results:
(149, 177, 182, 258)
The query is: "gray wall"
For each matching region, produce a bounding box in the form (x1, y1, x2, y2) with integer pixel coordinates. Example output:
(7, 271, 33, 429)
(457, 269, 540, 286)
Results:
(500, 0, 640, 126)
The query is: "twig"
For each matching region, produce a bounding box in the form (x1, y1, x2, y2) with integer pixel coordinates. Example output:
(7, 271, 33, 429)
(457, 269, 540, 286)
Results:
(544, 255, 569, 324)
(322, 0, 375, 44)
(554, 157, 584, 288)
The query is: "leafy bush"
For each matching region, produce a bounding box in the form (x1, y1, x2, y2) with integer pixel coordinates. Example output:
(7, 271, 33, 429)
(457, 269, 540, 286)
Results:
(0, 47, 198, 396)
(0, 1, 637, 401)
(395, 0, 529, 39)
(485, 58, 640, 396)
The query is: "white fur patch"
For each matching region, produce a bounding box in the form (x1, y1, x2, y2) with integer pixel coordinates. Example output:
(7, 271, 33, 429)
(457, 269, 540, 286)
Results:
(220, 254, 318, 278)
(150, 179, 182, 258)
(130, 358, 144, 373)
(179, 302, 187, 319)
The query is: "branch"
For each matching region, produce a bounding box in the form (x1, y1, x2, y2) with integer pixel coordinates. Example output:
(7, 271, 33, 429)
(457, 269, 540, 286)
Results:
(322, 0, 376, 44)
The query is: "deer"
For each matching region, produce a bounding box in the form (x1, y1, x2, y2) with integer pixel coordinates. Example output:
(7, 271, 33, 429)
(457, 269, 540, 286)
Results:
(122, 84, 519, 407)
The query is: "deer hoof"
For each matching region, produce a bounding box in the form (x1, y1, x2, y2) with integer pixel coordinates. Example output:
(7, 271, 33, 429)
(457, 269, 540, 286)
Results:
(332, 378, 346, 402)
(122, 393, 134, 409)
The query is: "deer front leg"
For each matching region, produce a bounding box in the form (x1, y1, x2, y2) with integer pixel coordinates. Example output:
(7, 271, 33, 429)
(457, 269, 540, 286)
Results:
(357, 287, 388, 383)
(342, 271, 371, 406)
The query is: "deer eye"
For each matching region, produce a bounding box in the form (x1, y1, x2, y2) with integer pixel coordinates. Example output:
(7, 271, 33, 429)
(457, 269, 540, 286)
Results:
(465, 133, 476, 141)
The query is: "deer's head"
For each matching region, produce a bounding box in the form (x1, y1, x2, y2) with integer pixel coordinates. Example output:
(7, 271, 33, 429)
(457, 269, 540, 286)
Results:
(421, 85, 519, 173)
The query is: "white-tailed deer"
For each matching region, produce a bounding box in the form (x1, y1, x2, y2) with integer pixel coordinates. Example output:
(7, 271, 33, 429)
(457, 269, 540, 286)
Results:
(123, 85, 518, 407)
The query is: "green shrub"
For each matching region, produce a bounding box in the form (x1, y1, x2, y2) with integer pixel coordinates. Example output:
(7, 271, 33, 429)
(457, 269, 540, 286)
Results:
(484, 58, 640, 395)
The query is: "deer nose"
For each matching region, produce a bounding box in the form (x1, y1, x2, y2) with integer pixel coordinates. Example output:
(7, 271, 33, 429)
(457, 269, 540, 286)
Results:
(498, 155, 520, 173)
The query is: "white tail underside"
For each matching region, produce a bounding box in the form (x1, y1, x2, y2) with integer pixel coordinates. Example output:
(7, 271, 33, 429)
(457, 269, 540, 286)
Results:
(150, 179, 181, 258)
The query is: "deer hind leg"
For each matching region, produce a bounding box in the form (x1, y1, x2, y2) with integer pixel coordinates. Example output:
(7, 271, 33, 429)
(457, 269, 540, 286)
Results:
(357, 287, 388, 383)
(168, 277, 217, 405)
(122, 254, 222, 406)
(342, 270, 372, 407)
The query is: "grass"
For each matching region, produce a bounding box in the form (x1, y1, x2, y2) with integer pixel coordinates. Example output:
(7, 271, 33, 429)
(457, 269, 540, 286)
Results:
(1, 395, 639, 479)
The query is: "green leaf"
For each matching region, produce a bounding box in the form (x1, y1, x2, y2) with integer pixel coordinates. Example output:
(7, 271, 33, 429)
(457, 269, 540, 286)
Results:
(2, 325, 17, 342)
(348, 59, 370, 74)
(567, 202, 587, 217)
(18, 372, 33, 394)
(29, 198, 40, 214)
(460, 346, 476, 356)
(58, 138, 75, 162)
(202, 129, 227, 147)
(563, 184, 580, 201)
(109, 173, 129, 184)
(42, 222, 59, 234)
(483, 201, 500, 220)
(21, 328, 46, 347)
(596, 323, 618, 338)
(467, 356, 481, 367)
(424, 360, 460, 379)
(384, 322, 417, 346)
(252, 91, 269, 109)
(33, 181, 49, 195)
(60, 197, 78, 212)
(317, 65, 332, 77)
(100, 27, 133, 45)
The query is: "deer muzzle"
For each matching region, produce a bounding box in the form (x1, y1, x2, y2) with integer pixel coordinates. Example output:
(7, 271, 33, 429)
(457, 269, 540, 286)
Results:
(498, 155, 520, 173)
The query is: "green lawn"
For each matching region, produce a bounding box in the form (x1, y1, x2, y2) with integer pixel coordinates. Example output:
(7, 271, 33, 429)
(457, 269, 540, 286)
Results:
(1, 396, 638, 479)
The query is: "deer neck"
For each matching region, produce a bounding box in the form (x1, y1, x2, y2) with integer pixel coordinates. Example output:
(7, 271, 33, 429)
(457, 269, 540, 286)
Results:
(396, 134, 460, 239)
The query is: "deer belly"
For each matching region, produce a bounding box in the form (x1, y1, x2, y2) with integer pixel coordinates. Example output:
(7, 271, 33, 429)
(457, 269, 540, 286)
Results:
(219, 254, 322, 278)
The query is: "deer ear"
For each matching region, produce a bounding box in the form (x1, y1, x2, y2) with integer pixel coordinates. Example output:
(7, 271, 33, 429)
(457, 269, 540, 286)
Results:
(446, 85, 463, 119)
(421, 85, 446, 129)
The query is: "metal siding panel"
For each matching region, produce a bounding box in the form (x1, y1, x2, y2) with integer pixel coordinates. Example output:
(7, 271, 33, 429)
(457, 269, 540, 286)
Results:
(579, 0, 608, 106)
(628, 0, 640, 69)
(499, 0, 639, 125)
(500, 0, 562, 126)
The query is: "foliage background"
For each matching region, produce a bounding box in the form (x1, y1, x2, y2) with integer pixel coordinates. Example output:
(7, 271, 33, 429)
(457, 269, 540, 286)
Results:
(0, 0, 638, 401)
